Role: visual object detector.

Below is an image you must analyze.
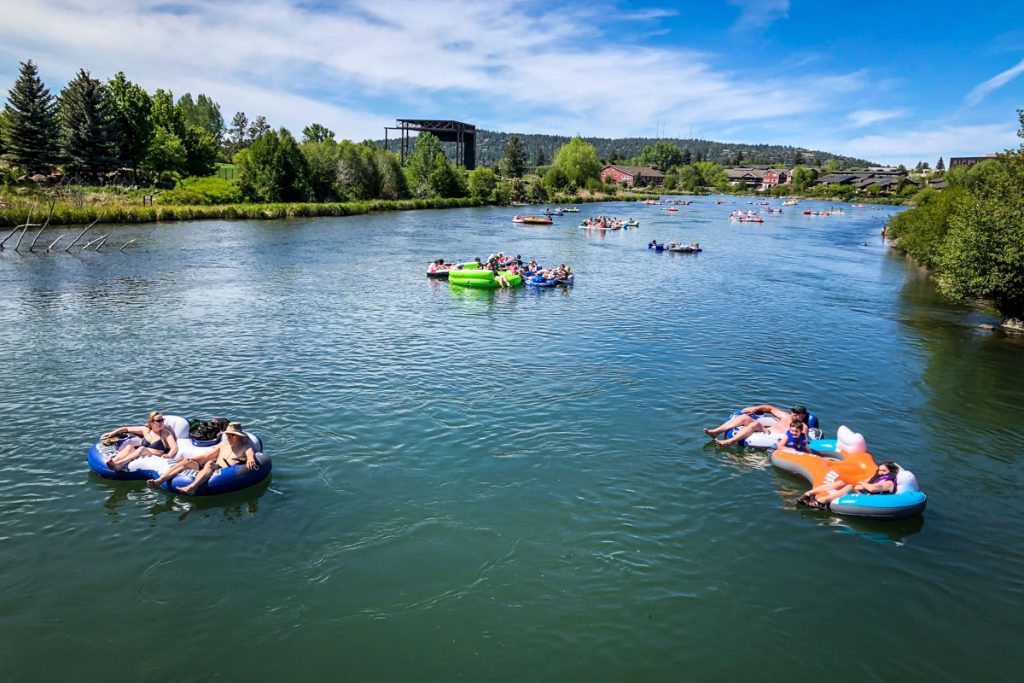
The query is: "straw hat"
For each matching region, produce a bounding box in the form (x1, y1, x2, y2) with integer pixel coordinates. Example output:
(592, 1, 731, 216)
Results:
(223, 422, 246, 437)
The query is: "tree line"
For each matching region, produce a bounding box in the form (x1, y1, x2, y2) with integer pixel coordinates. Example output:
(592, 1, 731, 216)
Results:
(472, 130, 873, 170)
(887, 110, 1024, 325)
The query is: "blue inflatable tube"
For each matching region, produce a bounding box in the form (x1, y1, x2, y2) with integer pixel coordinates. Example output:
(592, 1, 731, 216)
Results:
(802, 438, 927, 520)
(87, 416, 271, 495)
(720, 409, 821, 448)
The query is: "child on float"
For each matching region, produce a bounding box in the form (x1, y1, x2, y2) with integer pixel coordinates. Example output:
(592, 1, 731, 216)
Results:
(798, 461, 899, 509)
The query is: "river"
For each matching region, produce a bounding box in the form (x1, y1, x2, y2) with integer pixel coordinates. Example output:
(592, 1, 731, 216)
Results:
(0, 197, 1021, 681)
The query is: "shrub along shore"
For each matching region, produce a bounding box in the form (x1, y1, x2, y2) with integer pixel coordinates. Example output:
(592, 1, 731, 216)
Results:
(0, 191, 664, 228)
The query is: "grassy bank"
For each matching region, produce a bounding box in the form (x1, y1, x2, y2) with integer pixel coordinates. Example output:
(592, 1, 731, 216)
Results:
(0, 196, 486, 227)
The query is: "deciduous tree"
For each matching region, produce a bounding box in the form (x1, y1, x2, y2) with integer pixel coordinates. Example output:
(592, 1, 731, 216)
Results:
(107, 72, 153, 177)
(550, 136, 601, 189)
(237, 127, 310, 202)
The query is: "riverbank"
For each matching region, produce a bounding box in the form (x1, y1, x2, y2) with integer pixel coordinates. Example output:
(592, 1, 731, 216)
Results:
(0, 188, 660, 228)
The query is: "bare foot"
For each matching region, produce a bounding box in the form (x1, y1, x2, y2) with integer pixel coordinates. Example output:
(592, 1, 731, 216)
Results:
(703, 428, 715, 436)
(178, 486, 196, 496)
(146, 479, 160, 489)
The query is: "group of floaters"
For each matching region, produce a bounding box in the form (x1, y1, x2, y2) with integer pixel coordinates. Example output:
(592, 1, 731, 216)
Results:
(88, 412, 270, 496)
(730, 210, 766, 223)
(648, 240, 701, 253)
(579, 216, 638, 229)
(704, 403, 927, 520)
(512, 214, 553, 225)
(427, 253, 574, 288)
(803, 207, 845, 216)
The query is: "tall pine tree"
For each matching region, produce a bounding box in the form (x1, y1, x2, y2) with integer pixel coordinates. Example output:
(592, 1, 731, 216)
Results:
(499, 135, 527, 178)
(58, 69, 119, 179)
(2, 60, 59, 174)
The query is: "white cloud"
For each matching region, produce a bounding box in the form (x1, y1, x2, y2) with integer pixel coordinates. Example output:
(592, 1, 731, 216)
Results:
(847, 109, 905, 128)
(964, 56, 1024, 108)
(0, 0, 865, 143)
(727, 0, 789, 31)
(835, 124, 1018, 166)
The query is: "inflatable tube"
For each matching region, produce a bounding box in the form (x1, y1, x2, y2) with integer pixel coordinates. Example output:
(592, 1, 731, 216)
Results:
(526, 275, 558, 287)
(449, 272, 523, 289)
(163, 450, 271, 496)
(557, 273, 574, 286)
(648, 243, 667, 251)
(87, 415, 271, 495)
(772, 427, 926, 519)
(720, 409, 821, 448)
(669, 245, 702, 253)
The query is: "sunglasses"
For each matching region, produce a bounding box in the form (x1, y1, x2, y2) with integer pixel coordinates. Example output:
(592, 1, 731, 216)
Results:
(152, 417, 164, 422)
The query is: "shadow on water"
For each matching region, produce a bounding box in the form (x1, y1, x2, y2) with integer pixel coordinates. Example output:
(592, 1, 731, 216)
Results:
(95, 475, 271, 521)
(898, 268, 1023, 467)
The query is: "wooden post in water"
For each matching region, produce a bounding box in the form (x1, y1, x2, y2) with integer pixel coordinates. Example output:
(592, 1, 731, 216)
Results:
(119, 239, 136, 252)
(28, 200, 57, 251)
(64, 219, 98, 252)
(14, 224, 32, 251)
(83, 234, 108, 250)
(95, 237, 108, 251)
(47, 235, 65, 251)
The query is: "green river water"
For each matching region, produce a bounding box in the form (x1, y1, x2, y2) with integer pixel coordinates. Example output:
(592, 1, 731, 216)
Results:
(0, 197, 1020, 681)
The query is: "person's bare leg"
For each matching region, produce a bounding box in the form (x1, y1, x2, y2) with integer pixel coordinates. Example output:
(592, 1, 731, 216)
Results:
(704, 414, 754, 436)
(716, 421, 765, 446)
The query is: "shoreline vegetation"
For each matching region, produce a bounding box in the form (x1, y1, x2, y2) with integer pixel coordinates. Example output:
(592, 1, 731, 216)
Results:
(0, 188, 904, 228)
(3, 58, 908, 231)
(886, 110, 1024, 331)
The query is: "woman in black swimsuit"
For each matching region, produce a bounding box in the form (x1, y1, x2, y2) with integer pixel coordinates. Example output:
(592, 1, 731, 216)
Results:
(103, 411, 179, 471)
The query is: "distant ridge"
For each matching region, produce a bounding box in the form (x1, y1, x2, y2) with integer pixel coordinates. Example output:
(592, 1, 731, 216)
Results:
(472, 130, 876, 169)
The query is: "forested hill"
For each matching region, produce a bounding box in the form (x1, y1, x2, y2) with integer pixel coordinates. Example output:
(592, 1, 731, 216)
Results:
(473, 130, 875, 169)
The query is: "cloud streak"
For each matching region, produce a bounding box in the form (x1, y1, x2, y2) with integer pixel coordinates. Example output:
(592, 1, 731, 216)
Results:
(847, 109, 905, 128)
(728, 0, 789, 31)
(964, 56, 1024, 107)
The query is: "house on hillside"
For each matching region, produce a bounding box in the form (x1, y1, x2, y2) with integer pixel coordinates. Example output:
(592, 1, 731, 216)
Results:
(725, 168, 764, 189)
(600, 165, 665, 187)
(815, 173, 858, 186)
(726, 167, 790, 190)
(949, 154, 998, 169)
(762, 169, 788, 188)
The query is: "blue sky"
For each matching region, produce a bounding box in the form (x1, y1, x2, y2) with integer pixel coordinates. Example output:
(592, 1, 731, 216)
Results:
(1, 0, 1022, 165)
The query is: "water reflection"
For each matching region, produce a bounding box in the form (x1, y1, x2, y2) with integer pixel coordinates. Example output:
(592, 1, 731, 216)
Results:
(98, 476, 270, 521)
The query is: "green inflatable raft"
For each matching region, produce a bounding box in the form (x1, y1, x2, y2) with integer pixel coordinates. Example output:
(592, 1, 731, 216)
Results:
(448, 268, 523, 289)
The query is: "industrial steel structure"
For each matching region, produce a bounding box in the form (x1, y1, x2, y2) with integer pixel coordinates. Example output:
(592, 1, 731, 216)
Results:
(384, 119, 476, 170)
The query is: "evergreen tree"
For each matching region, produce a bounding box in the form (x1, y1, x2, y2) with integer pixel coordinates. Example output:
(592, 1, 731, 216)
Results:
(2, 60, 59, 173)
(227, 111, 248, 153)
(680, 148, 692, 165)
(936, 156, 945, 172)
(302, 123, 335, 144)
(58, 69, 119, 179)
(499, 135, 527, 178)
(107, 72, 153, 177)
(532, 147, 546, 167)
(176, 93, 223, 142)
(792, 149, 805, 166)
(247, 115, 270, 142)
